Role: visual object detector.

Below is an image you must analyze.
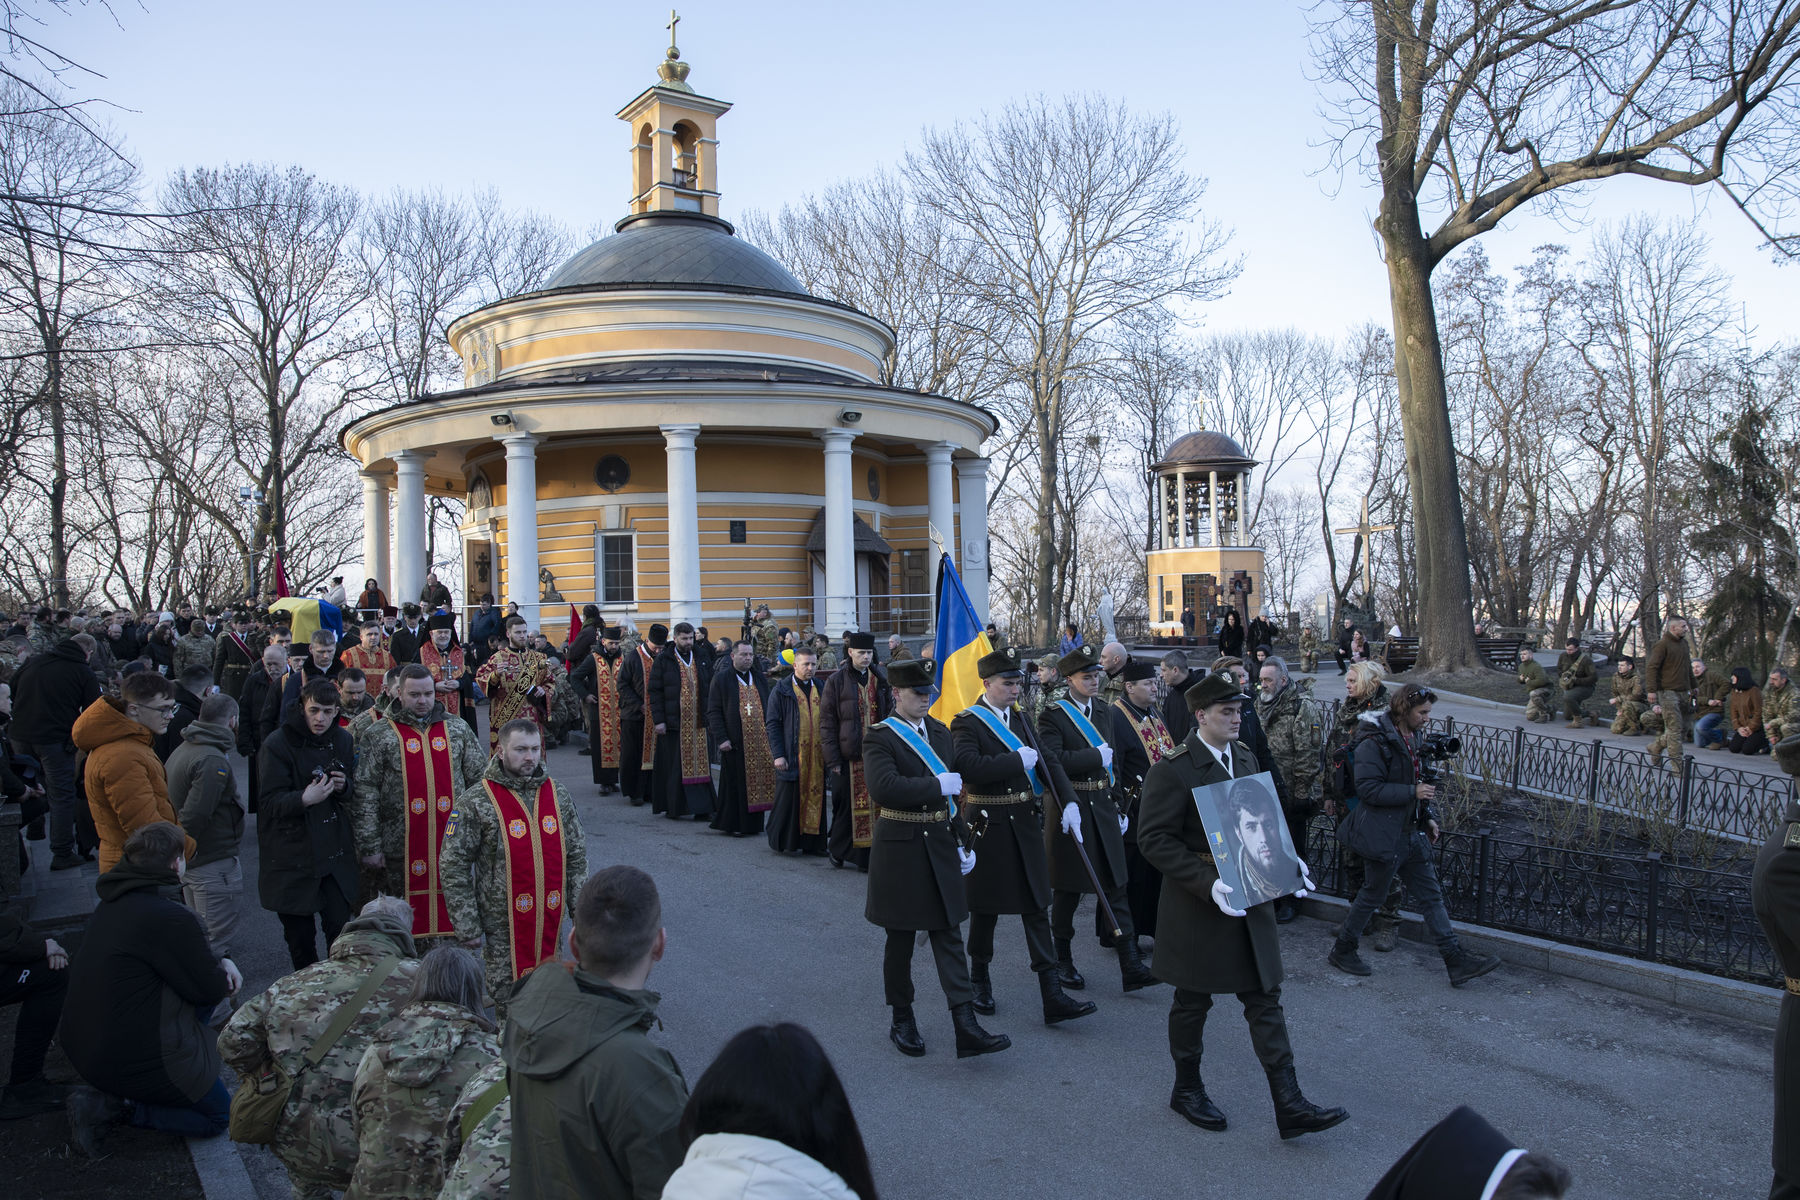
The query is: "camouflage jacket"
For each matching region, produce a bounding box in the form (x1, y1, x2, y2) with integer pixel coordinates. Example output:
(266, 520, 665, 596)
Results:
(545, 655, 583, 735)
(1099, 670, 1126, 713)
(350, 1001, 500, 1200)
(439, 1057, 509, 1200)
(350, 693, 396, 752)
(1765, 679, 1797, 732)
(1027, 681, 1066, 725)
(750, 616, 780, 662)
(1330, 684, 1388, 751)
(217, 916, 421, 1188)
(1610, 669, 1646, 706)
(1298, 628, 1319, 652)
(1556, 650, 1597, 692)
(440, 757, 588, 955)
(173, 632, 217, 678)
(1255, 678, 1325, 805)
(351, 703, 488, 860)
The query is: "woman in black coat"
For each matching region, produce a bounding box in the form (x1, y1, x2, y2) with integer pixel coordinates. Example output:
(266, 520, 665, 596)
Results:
(256, 679, 358, 971)
(1216, 611, 1245, 659)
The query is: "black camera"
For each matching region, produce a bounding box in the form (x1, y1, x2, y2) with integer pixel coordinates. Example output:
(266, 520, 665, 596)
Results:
(1417, 732, 1460, 783)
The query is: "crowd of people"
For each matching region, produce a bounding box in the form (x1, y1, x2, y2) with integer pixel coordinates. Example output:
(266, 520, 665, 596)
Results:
(0, 590, 1589, 1199)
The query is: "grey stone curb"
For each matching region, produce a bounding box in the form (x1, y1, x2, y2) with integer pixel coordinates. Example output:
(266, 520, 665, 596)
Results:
(189, 1132, 258, 1200)
(1298, 893, 1781, 1029)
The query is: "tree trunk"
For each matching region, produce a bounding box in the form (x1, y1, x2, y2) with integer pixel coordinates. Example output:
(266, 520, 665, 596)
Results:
(1378, 209, 1485, 673)
(1032, 395, 1058, 647)
(47, 340, 69, 608)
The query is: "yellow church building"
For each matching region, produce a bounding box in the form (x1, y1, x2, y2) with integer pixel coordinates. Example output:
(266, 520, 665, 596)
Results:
(343, 37, 996, 639)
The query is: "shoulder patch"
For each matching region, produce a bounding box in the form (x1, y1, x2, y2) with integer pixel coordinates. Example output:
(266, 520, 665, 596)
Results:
(1168, 742, 1191, 757)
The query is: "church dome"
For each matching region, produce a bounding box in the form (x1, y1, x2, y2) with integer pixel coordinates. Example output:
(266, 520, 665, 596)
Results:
(1155, 429, 1256, 471)
(542, 210, 808, 296)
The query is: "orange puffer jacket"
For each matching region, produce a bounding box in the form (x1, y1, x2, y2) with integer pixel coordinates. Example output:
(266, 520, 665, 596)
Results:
(72, 697, 195, 872)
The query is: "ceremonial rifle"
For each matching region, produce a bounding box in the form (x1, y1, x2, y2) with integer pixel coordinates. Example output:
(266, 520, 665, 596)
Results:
(1015, 705, 1123, 940)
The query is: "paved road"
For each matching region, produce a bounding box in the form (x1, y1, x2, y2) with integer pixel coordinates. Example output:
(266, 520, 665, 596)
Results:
(25, 728, 1777, 1200)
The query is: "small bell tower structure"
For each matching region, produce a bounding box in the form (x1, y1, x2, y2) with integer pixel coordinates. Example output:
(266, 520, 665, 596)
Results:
(617, 10, 731, 218)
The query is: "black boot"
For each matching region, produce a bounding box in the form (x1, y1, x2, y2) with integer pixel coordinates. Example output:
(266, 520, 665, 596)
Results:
(1445, 947, 1502, 986)
(888, 1005, 926, 1057)
(950, 1002, 1011, 1058)
(1117, 939, 1159, 992)
(1053, 937, 1085, 990)
(1267, 1065, 1348, 1140)
(1169, 1057, 1226, 1131)
(1274, 897, 1299, 924)
(67, 1084, 124, 1159)
(1328, 936, 1372, 977)
(970, 960, 996, 1015)
(1038, 967, 1097, 1025)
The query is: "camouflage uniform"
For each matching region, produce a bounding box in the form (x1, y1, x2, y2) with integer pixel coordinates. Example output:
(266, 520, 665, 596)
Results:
(173, 630, 217, 678)
(439, 757, 588, 1016)
(352, 703, 488, 898)
(1517, 656, 1553, 723)
(439, 1058, 510, 1200)
(218, 916, 420, 1199)
(1609, 667, 1650, 735)
(1027, 655, 1064, 725)
(811, 635, 838, 673)
(1765, 678, 1799, 743)
(348, 1000, 499, 1200)
(1099, 667, 1126, 713)
(350, 693, 396, 751)
(544, 655, 584, 742)
(750, 613, 780, 665)
(1298, 627, 1319, 673)
(1256, 677, 1325, 809)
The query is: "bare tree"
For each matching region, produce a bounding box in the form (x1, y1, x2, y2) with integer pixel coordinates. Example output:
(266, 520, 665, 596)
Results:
(1260, 487, 1322, 617)
(1312, 323, 1396, 617)
(906, 95, 1238, 645)
(1196, 327, 1340, 534)
(1102, 309, 1202, 552)
(1313, 0, 1800, 672)
(469, 189, 572, 303)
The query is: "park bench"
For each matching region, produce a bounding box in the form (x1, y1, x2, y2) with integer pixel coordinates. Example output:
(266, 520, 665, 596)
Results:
(1382, 635, 1525, 673)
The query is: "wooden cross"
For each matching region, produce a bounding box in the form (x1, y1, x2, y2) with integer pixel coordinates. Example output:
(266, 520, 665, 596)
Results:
(1333, 496, 1398, 603)
(667, 8, 680, 50)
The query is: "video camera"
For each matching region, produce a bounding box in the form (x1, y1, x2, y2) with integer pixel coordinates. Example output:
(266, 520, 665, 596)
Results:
(1416, 732, 1460, 784)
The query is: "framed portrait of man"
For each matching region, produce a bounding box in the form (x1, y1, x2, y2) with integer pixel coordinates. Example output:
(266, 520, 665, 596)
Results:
(1190, 772, 1304, 908)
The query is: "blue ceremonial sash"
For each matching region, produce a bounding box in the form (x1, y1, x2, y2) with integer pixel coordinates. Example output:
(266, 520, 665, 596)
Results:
(878, 717, 956, 818)
(961, 703, 1044, 797)
(1057, 698, 1116, 785)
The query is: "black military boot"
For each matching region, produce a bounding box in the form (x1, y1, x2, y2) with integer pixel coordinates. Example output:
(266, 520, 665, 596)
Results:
(1328, 936, 1372, 977)
(970, 960, 996, 1015)
(1445, 947, 1502, 986)
(1038, 967, 1098, 1025)
(1267, 1065, 1349, 1140)
(1169, 1057, 1226, 1131)
(950, 1002, 1011, 1058)
(1117, 939, 1159, 992)
(888, 1006, 926, 1057)
(1053, 937, 1085, 990)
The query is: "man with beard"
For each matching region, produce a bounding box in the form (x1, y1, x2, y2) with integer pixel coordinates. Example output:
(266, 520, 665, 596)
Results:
(1111, 657, 1176, 951)
(352, 665, 487, 942)
(616, 624, 664, 806)
(1609, 655, 1651, 735)
(647, 622, 713, 821)
(1645, 617, 1696, 767)
(950, 648, 1093, 1027)
(339, 620, 396, 677)
(765, 645, 828, 855)
(418, 614, 472, 732)
(1556, 637, 1598, 728)
(1255, 656, 1324, 924)
(705, 640, 773, 837)
(821, 631, 889, 871)
(474, 616, 553, 754)
(334, 668, 375, 727)
(441, 720, 587, 1018)
(570, 625, 626, 795)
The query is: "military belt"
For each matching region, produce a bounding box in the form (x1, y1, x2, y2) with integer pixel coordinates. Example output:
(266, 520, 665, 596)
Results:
(967, 791, 1034, 806)
(879, 807, 950, 824)
(1787, 976, 1800, 997)
(1070, 780, 1110, 792)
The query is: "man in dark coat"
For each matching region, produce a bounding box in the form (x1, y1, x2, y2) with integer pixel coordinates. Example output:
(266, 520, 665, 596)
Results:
(1136, 672, 1346, 1139)
(705, 640, 772, 837)
(1335, 617, 1357, 674)
(821, 631, 890, 872)
(616, 624, 664, 805)
(7, 632, 100, 868)
(238, 643, 286, 815)
(153, 665, 211, 762)
(865, 657, 1008, 1059)
(278, 629, 343, 720)
(211, 612, 261, 703)
(1112, 658, 1177, 946)
(60, 822, 235, 1155)
(647, 622, 713, 820)
(1756, 734, 1800, 1200)
(949, 647, 1092, 1026)
(387, 603, 427, 665)
(1038, 644, 1157, 994)
(257, 677, 358, 970)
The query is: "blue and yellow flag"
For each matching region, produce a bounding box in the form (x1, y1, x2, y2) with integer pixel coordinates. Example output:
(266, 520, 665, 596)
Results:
(268, 597, 345, 646)
(929, 555, 993, 725)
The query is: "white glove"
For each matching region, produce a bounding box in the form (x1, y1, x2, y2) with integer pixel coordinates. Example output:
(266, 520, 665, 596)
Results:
(1211, 879, 1247, 918)
(1016, 746, 1039, 773)
(1118, 813, 1129, 835)
(1295, 856, 1316, 899)
(935, 771, 963, 797)
(1098, 744, 1114, 769)
(1061, 801, 1083, 842)
(958, 847, 977, 876)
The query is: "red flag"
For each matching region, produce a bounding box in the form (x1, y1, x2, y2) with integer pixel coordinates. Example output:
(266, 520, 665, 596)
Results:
(273, 552, 291, 599)
(567, 603, 582, 646)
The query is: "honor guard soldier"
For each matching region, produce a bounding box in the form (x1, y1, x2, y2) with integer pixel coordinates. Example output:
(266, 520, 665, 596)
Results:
(1755, 735, 1800, 1200)
(1136, 671, 1347, 1140)
(864, 658, 1009, 1059)
(1038, 644, 1158, 994)
(950, 647, 1094, 1026)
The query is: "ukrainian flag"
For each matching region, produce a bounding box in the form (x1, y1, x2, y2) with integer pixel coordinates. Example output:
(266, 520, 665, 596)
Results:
(268, 597, 345, 646)
(929, 555, 993, 725)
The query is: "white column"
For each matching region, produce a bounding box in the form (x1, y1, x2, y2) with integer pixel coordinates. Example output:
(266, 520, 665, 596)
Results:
(955, 456, 991, 623)
(820, 429, 858, 633)
(500, 433, 541, 629)
(924, 441, 956, 564)
(661, 424, 702, 628)
(1208, 469, 1221, 547)
(1176, 470, 1189, 547)
(392, 450, 427, 608)
(360, 472, 390, 600)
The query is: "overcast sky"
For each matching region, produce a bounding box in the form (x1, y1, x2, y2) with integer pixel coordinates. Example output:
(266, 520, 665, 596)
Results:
(51, 0, 1797, 352)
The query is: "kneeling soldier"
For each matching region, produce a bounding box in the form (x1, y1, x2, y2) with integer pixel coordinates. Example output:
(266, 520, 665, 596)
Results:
(864, 659, 1009, 1059)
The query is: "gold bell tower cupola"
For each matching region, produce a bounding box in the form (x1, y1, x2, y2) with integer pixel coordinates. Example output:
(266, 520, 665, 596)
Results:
(618, 11, 730, 218)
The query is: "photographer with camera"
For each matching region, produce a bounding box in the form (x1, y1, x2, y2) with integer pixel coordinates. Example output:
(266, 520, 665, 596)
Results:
(1328, 684, 1501, 987)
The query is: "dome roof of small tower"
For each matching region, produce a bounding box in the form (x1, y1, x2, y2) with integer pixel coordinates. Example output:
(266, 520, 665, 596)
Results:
(1155, 429, 1257, 471)
(541, 210, 808, 296)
